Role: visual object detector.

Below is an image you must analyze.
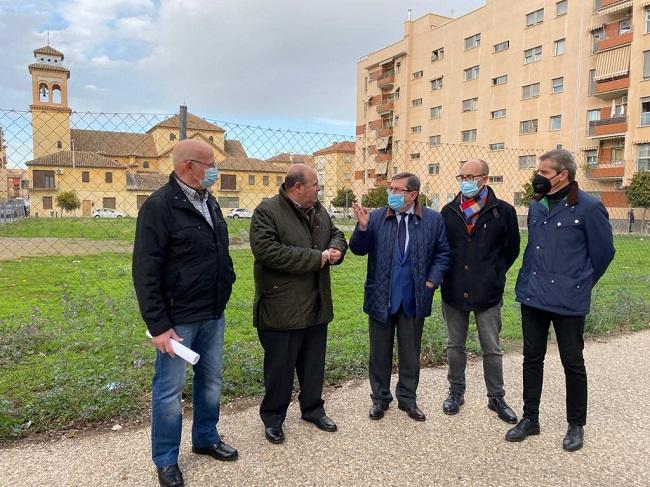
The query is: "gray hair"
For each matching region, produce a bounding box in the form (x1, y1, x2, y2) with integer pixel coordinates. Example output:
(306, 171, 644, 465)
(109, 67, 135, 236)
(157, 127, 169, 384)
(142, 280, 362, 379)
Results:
(392, 172, 420, 192)
(539, 149, 577, 182)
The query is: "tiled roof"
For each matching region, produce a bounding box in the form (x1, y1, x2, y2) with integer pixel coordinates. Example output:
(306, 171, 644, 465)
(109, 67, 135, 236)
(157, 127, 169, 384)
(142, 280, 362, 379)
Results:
(313, 141, 356, 156)
(224, 139, 247, 158)
(71, 129, 158, 157)
(148, 113, 224, 132)
(26, 151, 127, 168)
(126, 172, 169, 191)
(266, 153, 313, 165)
(28, 63, 70, 75)
(34, 46, 65, 58)
(219, 157, 289, 174)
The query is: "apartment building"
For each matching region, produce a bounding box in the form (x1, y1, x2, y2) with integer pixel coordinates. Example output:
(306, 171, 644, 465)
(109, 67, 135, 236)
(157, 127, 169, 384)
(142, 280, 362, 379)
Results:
(356, 0, 650, 218)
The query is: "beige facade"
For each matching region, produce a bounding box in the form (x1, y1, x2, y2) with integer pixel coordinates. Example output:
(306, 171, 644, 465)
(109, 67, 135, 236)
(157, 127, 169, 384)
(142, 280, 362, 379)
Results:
(356, 0, 650, 219)
(313, 142, 355, 208)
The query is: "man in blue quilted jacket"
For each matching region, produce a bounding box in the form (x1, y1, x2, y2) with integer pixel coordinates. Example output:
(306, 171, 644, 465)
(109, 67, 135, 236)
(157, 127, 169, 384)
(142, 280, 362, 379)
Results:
(506, 149, 615, 452)
(350, 172, 450, 422)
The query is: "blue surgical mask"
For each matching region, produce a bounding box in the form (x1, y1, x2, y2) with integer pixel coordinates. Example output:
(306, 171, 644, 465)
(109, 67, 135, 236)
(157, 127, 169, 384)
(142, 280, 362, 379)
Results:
(460, 180, 480, 198)
(201, 166, 218, 188)
(387, 193, 405, 211)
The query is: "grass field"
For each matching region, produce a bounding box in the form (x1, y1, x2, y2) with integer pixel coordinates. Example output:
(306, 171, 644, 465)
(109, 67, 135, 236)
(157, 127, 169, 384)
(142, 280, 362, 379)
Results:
(0, 220, 648, 441)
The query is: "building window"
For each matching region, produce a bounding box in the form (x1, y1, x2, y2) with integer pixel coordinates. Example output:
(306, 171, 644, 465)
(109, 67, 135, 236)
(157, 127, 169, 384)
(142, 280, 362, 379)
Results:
(462, 97, 478, 112)
(461, 129, 477, 142)
(646, 7, 650, 34)
(248, 175, 255, 185)
(208, 136, 214, 142)
(526, 8, 544, 27)
(263, 175, 269, 186)
(42, 196, 53, 210)
(519, 155, 537, 168)
(431, 48, 444, 62)
(411, 126, 422, 134)
(220, 174, 236, 190)
(494, 41, 509, 53)
(464, 65, 480, 81)
(638, 144, 650, 170)
(428, 164, 440, 175)
(492, 75, 508, 86)
(412, 98, 423, 107)
(82, 171, 90, 183)
(641, 97, 650, 126)
(522, 83, 540, 99)
(464, 33, 481, 50)
(556, 0, 568, 16)
(554, 38, 566, 56)
(412, 70, 423, 79)
(490, 142, 505, 151)
(592, 28, 605, 54)
(490, 109, 507, 119)
(410, 153, 421, 160)
(56, 140, 62, 149)
(218, 196, 240, 207)
(489, 176, 504, 183)
(552, 77, 564, 93)
(170, 133, 176, 141)
(620, 18, 631, 35)
(430, 135, 441, 146)
(431, 106, 442, 119)
(276, 176, 282, 186)
(143, 161, 150, 169)
(103, 197, 116, 209)
(585, 150, 598, 166)
(520, 119, 538, 134)
(514, 192, 523, 206)
(105, 172, 113, 183)
(550, 115, 562, 131)
(612, 146, 624, 162)
(524, 46, 542, 64)
(588, 69, 596, 95)
(431, 77, 443, 90)
(644, 51, 650, 80)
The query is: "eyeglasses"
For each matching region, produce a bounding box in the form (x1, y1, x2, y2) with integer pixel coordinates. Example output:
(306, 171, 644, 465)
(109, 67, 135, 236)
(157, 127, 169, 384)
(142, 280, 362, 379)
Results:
(189, 159, 217, 169)
(455, 174, 485, 182)
(387, 187, 412, 195)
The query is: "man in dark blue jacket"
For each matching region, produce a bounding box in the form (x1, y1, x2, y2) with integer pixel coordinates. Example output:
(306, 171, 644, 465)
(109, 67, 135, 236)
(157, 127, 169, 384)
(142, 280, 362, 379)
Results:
(133, 140, 238, 487)
(440, 159, 520, 424)
(350, 173, 450, 422)
(506, 149, 615, 452)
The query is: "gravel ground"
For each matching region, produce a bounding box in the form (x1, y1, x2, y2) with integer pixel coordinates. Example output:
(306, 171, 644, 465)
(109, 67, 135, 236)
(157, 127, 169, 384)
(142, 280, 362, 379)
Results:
(1, 330, 649, 487)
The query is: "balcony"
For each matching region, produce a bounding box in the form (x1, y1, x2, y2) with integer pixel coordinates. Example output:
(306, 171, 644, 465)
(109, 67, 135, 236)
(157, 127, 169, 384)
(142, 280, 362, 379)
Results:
(377, 71, 395, 90)
(376, 126, 393, 137)
(589, 116, 627, 137)
(586, 163, 625, 179)
(594, 76, 629, 99)
(376, 101, 394, 114)
(595, 31, 633, 52)
(594, 0, 632, 15)
(376, 153, 392, 163)
(30, 183, 59, 191)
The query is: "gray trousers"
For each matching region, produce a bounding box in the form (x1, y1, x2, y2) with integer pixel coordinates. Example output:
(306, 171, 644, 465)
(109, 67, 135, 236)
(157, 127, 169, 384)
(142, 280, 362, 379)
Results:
(442, 300, 505, 398)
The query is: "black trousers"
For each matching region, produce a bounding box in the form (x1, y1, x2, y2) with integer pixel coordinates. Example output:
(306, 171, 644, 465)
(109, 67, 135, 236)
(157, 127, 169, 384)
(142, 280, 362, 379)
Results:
(369, 310, 425, 408)
(257, 323, 327, 428)
(521, 304, 587, 426)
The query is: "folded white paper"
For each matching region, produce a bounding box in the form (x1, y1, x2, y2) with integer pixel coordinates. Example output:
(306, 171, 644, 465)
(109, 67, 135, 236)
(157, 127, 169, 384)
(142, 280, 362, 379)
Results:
(145, 331, 200, 365)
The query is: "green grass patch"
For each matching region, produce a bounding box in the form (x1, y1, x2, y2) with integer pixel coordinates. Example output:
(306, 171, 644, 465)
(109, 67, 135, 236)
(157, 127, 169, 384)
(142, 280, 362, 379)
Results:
(0, 234, 648, 441)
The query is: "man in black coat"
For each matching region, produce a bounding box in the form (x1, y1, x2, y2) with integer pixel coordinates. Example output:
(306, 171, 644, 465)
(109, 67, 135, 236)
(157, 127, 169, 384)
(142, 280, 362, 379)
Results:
(133, 139, 237, 487)
(440, 159, 520, 424)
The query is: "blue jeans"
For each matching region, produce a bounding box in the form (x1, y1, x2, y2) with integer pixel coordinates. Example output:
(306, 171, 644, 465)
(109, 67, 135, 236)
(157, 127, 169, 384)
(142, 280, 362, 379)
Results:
(151, 317, 225, 468)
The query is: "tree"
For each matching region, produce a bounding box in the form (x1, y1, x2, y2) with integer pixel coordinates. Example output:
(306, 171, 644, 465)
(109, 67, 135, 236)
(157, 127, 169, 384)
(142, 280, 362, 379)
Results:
(331, 188, 355, 208)
(520, 171, 536, 207)
(625, 170, 650, 226)
(55, 190, 81, 214)
(362, 187, 388, 208)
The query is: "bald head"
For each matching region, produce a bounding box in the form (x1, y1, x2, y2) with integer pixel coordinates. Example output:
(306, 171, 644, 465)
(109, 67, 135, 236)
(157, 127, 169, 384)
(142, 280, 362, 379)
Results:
(284, 163, 320, 207)
(285, 163, 316, 189)
(172, 139, 215, 189)
(461, 159, 490, 177)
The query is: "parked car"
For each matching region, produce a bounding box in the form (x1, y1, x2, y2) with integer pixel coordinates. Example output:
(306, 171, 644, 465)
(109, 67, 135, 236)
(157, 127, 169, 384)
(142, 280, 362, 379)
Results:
(227, 208, 253, 219)
(329, 209, 352, 219)
(92, 208, 126, 219)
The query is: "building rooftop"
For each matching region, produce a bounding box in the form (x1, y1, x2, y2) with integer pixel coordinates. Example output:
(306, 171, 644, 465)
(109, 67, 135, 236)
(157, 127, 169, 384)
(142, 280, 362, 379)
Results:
(313, 141, 356, 156)
(34, 45, 65, 58)
(148, 112, 225, 133)
(71, 129, 158, 158)
(26, 151, 127, 169)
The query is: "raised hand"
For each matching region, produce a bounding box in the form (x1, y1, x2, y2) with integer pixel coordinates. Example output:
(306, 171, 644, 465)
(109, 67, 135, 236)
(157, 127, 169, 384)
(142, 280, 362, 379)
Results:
(352, 202, 369, 230)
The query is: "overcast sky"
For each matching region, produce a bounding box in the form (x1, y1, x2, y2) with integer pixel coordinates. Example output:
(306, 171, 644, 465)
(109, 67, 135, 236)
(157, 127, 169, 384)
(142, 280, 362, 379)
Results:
(0, 0, 485, 135)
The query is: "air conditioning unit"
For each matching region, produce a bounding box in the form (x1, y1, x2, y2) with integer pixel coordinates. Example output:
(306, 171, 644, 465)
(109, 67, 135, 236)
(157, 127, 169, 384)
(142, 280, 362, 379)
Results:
(614, 181, 623, 190)
(56, 169, 64, 175)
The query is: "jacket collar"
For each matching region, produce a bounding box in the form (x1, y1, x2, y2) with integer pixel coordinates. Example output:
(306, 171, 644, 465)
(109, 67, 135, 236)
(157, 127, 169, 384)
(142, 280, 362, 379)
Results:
(278, 183, 323, 212)
(385, 198, 423, 220)
(533, 181, 579, 206)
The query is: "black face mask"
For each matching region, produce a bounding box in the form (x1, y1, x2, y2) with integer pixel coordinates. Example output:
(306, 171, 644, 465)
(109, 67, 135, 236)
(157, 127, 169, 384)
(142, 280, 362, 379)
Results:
(532, 172, 559, 195)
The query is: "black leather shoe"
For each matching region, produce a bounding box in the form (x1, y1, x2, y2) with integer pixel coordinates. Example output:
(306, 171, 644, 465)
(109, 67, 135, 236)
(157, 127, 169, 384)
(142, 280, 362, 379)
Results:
(192, 441, 238, 461)
(265, 427, 284, 444)
(442, 392, 464, 415)
(398, 403, 426, 421)
(505, 418, 541, 442)
(157, 464, 184, 487)
(563, 424, 584, 452)
(302, 415, 338, 432)
(369, 403, 388, 420)
(488, 397, 518, 424)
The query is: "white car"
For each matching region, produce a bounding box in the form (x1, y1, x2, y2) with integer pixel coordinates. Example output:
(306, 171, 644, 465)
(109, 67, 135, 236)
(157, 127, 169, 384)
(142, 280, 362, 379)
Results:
(92, 208, 126, 219)
(329, 209, 352, 219)
(227, 208, 253, 219)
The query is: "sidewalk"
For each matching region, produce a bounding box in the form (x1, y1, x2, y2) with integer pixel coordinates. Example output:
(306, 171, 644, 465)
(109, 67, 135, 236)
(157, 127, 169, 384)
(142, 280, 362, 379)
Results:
(1, 330, 649, 487)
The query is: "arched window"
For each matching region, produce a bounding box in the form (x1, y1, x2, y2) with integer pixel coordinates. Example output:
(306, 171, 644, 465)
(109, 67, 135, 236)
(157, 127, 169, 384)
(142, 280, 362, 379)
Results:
(170, 133, 176, 141)
(52, 85, 62, 104)
(208, 136, 214, 142)
(56, 140, 63, 149)
(39, 83, 49, 102)
(143, 161, 150, 169)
